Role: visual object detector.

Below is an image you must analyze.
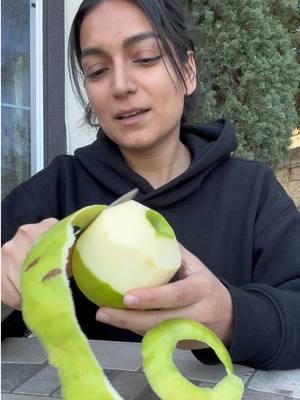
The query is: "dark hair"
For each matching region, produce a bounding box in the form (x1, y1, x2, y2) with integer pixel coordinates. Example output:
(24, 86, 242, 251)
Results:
(68, 0, 199, 127)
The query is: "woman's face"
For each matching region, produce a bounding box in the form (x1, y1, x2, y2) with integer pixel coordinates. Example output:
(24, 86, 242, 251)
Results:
(80, 0, 196, 153)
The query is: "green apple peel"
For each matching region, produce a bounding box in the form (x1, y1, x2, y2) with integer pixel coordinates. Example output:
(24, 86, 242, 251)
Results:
(21, 201, 244, 399)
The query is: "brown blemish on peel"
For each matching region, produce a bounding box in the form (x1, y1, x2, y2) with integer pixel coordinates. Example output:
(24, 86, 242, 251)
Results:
(66, 246, 75, 277)
(42, 268, 63, 282)
(25, 257, 41, 272)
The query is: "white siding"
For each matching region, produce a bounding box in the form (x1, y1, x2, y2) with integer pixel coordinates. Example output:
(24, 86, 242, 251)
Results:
(65, 0, 97, 154)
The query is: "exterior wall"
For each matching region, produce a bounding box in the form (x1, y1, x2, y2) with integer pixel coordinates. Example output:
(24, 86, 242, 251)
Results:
(65, 0, 97, 154)
(291, 128, 300, 150)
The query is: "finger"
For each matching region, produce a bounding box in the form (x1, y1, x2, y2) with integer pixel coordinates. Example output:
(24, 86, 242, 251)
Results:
(1, 275, 22, 310)
(2, 218, 58, 296)
(9, 218, 58, 268)
(179, 242, 209, 269)
(96, 305, 193, 335)
(123, 272, 204, 310)
(12, 218, 58, 263)
(178, 258, 198, 279)
(17, 218, 58, 245)
(96, 307, 208, 350)
(2, 240, 25, 293)
(38, 217, 59, 229)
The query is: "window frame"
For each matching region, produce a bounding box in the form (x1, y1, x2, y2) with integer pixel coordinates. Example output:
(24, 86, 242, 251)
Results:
(30, 0, 44, 174)
(1, 0, 67, 338)
(42, 0, 66, 166)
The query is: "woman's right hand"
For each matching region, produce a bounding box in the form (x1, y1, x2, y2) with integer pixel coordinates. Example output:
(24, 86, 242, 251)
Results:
(1, 218, 58, 311)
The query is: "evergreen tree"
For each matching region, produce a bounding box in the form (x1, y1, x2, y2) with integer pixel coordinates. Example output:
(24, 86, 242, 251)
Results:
(182, 0, 300, 166)
(270, 0, 300, 126)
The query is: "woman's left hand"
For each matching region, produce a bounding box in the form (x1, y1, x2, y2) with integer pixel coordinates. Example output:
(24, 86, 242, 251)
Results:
(96, 243, 234, 350)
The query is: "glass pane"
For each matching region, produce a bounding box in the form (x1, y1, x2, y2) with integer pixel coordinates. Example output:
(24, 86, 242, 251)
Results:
(1, 0, 30, 107)
(1, 107, 31, 199)
(1, 0, 31, 198)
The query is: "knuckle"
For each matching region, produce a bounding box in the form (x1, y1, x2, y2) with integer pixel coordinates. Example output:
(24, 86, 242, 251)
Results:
(2, 240, 15, 255)
(42, 217, 58, 227)
(2, 245, 18, 269)
(2, 242, 24, 268)
(17, 224, 33, 238)
(38, 218, 58, 234)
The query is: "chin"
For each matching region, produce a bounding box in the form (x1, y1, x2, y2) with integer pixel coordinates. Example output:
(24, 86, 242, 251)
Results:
(113, 132, 161, 152)
(120, 140, 157, 153)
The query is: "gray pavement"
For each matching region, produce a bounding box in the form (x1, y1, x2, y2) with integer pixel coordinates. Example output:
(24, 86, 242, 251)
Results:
(2, 337, 300, 399)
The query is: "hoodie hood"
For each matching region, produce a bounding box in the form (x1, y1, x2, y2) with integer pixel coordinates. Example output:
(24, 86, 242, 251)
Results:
(74, 119, 237, 208)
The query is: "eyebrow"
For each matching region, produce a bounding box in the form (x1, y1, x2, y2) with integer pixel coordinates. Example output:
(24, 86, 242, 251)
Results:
(80, 31, 159, 61)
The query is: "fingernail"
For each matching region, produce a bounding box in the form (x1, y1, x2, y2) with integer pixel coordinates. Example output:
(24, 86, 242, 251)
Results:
(96, 311, 110, 323)
(124, 294, 139, 307)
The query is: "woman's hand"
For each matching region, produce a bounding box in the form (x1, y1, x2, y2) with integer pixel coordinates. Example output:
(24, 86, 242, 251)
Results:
(1, 218, 58, 311)
(96, 243, 234, 350)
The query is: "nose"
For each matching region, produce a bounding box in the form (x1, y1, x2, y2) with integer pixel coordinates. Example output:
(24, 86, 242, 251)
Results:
(112, 61, 137, 98)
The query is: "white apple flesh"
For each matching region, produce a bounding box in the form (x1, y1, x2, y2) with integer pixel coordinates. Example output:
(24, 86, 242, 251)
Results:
(72, 200, 181, 308)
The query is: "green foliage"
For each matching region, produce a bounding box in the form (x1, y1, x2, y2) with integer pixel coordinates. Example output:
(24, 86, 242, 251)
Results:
(270, 0, 300, 125)
(180, 0, 300, 166)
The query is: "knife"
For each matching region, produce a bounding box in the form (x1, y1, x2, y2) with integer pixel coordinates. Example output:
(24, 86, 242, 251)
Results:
(73, 188, 139, 237)
(108, 188, 139, 207)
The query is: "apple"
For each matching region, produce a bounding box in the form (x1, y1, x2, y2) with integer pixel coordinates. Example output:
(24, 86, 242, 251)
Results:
(72, 200, 181, 308)
(21, 202, 244, 400)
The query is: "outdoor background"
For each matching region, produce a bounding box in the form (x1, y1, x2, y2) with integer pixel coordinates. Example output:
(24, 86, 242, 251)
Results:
(176, 0, 300, 206)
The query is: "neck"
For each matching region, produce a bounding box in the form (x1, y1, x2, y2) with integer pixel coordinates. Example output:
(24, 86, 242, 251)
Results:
(120, 136, 191, 189)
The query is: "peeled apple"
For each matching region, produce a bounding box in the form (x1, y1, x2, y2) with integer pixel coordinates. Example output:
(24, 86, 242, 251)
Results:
(21, 200, 244, 400)
(72, 200, 181, 308)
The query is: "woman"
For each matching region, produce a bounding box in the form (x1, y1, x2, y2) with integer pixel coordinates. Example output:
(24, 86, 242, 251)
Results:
(2, 0, 300, 370)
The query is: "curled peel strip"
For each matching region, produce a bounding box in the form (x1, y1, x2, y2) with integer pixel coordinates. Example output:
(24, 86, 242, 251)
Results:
(143, 318, 244, 399)
(21, 205, 122, 400)
(21, 205, 244, 400)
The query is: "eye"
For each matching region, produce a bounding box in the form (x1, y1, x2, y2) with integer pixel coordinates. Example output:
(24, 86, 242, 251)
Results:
(85, 68, 108, 80)
(135, 55, 161, 65)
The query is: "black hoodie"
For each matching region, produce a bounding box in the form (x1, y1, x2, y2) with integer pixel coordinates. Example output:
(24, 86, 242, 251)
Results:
(2, 119, 300, 370)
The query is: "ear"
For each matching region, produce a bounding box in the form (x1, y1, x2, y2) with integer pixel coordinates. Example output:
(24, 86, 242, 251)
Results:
(183, 51, 197, 96)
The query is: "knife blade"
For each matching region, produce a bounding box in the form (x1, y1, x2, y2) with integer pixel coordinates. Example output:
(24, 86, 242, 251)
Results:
(108, 188, 139, 207)
(72, 188, 139, 237)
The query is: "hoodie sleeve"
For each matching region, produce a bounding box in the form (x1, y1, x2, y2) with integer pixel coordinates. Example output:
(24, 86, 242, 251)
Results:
(193, 166, 300, 370)
(1, 158, 65, 339)
(1, 155, 72, 245)
(2, 183, 47, 245)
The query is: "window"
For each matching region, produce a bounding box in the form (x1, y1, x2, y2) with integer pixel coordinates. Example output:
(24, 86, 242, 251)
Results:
(1, 0, 66, 330)
(1, 0, 44, 199)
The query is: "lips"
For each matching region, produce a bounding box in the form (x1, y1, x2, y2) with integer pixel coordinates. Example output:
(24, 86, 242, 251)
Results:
(115, 108, 150, 120)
